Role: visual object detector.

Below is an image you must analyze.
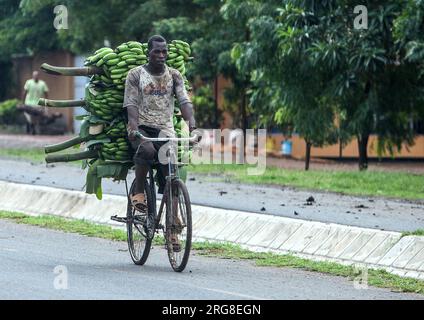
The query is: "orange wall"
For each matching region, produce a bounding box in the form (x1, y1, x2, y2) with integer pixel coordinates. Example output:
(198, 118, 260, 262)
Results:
(269, 134, 424, 159)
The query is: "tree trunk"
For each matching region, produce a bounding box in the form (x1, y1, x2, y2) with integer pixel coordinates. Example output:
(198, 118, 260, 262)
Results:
(214, 76, 219, 129)
(357, 134, 369, 171)
(241, 90, 248, 155)
(305, 140, 312, 171)
(241, 91, 247, 134)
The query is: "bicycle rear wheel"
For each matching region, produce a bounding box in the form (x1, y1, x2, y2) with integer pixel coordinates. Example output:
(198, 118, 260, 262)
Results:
(164, 178, 192, 272)
(127, 172, 156, 265)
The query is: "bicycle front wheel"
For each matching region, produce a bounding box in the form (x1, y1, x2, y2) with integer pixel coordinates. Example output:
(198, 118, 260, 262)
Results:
(165, 179, 192, 272)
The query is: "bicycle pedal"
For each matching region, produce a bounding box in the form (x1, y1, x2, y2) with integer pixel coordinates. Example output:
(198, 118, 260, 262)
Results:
(110, 215, 127, 223)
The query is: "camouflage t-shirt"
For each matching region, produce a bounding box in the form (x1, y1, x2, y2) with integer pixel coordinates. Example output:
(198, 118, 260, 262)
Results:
(123, 65, 190, 137)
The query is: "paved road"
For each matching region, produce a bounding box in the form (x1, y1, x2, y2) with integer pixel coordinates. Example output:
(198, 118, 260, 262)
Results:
(0, 220, 422, 300)
(0, 158, 423, 232)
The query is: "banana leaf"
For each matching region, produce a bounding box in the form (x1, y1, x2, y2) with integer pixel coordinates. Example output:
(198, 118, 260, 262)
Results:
(75, 114, 90, 121)
(85, 138, 111, 149)
(86, 159, 103, 200)
(96, 162, 131, 180)
(85, 160, 132, 200)
(178, 165, 188, 183)
(80, 119, 90, 139)
(88, 115, 109, 125)
(82, 158, 97, 170)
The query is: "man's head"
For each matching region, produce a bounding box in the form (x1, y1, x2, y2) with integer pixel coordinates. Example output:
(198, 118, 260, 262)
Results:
(147, 35, 168, 67)
(32, 71, 39, 81)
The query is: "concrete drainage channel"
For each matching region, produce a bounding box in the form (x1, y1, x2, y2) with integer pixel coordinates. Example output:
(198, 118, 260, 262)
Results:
(0, 180, 423, 280)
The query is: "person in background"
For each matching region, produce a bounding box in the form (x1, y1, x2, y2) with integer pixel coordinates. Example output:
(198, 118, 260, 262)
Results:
(22, 71, 49, 134)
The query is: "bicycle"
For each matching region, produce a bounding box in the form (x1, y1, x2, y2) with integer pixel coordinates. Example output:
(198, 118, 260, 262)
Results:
(112, 131, 198, 272)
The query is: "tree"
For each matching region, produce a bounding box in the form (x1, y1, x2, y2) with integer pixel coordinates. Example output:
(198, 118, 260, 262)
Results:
(289, 0, 424, 169)
(232, 0, 424, 170)
(154, 0, 258, 132)
(230, 0, 339, 170)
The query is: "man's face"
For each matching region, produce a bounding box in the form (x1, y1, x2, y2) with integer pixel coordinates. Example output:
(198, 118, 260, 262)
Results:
(149, 41, 168, 67)
(33, 71, 39, 81)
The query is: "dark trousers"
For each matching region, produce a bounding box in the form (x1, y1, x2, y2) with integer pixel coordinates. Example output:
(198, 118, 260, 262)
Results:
(131, 125, 175, 194)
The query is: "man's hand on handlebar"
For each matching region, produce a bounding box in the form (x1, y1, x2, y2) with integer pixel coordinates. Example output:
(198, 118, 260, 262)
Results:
(127, 125, 138, 141)
(189, 128, 202, 146)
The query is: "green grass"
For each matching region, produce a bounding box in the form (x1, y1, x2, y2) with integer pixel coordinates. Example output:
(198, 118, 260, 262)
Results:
(402, 229, 424, 237)
(0, 147, 81, 166)
(0, 148, 46, 163)
(0, 147, 423, 200)
(1, 210, 423, 295)
(188, 164, 424, 200)
(0, 211, 126, 240)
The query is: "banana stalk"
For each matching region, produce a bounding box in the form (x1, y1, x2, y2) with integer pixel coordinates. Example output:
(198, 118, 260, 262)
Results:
(45, 149, 99, 163)
(44, 136, 86, 154)
(38, 98, 86, 108)
(41, 63, 103, 76)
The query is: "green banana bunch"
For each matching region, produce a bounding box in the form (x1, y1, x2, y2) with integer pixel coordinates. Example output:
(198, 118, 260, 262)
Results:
(83, 39, 194, 163)
(166, 41, 193, 91)
(85, 47, 114, 66)
(105, 121, 127, 138)
(40, 39, 193, 200)
(166, 40, 192, 76)
(85, 87, 123, 121)
(174, 116, 193, 164)
(101, 138, 132, 161)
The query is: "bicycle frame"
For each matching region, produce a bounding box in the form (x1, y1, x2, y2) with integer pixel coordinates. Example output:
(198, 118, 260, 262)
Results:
(134, 131, 198, 231)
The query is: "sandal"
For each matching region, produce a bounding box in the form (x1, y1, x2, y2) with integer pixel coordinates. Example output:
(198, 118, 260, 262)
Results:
(131, 193, 147, 213)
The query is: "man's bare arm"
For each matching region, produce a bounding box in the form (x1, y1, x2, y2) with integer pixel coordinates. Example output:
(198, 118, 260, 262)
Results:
(126, 106, 139, 141)
(180, 102, 196, 131)
(123, 71, 140, 141)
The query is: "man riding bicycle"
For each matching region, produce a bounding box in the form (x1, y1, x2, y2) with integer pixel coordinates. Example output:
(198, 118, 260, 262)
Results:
(123, 35, 197, 249)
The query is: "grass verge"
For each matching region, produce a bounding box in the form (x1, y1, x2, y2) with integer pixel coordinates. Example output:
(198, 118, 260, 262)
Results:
(189, 164, 424, 200)
(402, 229, 424, 237)
(0, 148, 423, 200)
(0, 148, 46, 163)
(1, 210, 423, 295)
(0, 147, 81, 167)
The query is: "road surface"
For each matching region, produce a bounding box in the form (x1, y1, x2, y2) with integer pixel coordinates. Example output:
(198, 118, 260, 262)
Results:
(0, 220, 422, 300)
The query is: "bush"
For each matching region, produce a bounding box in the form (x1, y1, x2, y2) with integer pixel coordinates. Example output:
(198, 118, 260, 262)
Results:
(0, 99, 21, 125)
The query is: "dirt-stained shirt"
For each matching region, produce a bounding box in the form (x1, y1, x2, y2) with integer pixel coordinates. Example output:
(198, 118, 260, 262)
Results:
(123, 65, 190, 137)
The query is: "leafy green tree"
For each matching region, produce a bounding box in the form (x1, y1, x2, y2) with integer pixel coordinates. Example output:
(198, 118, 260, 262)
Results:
(232, 0, 424, 170)
(191, 85, 222, 128)
(0, 0, 61, 57)
(230, 0, 339, 169)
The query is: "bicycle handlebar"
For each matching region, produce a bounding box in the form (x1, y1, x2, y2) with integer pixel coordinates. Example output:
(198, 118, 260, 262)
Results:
(134, 131, 199, 142)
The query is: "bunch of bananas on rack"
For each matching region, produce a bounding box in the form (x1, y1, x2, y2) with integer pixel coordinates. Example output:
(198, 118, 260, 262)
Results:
(39, 39, 194, 199)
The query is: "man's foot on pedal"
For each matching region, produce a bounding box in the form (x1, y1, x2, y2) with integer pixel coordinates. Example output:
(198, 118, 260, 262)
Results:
(131, 193, 147, 213)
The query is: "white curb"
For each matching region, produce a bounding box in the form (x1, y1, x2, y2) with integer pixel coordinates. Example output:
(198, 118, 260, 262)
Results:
(0, 180, 423, 280)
